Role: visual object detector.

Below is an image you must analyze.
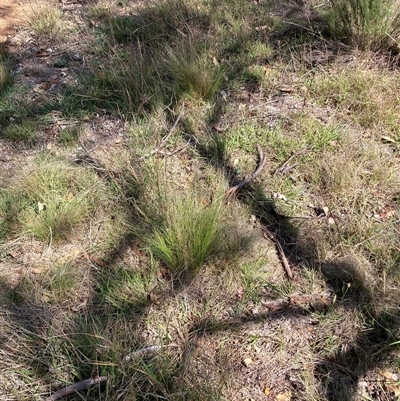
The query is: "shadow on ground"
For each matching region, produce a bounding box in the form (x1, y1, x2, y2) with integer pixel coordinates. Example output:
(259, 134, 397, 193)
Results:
(197, 128, 400, 400)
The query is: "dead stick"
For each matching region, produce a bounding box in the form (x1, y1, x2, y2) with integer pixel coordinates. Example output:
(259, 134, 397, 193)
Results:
(263, 229, 293, 279)
(274, 145, 311, 175)
(160, 104, 185, 146)
(157, 140, 191, 157)
(226, 145, 267, 197)
(46, 376, 107, 401)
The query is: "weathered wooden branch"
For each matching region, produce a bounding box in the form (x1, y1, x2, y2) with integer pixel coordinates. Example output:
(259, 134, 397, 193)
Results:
(46, 376, 108, 401)
(226, 145, 267, 197)
(124, 343, 179, 361)
(263, 228, 293, 279)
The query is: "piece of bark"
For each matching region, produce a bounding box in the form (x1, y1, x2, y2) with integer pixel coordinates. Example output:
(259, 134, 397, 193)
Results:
(46, 376, 107, 401)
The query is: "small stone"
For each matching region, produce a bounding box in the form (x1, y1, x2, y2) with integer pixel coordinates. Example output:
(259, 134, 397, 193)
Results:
(243, 357, 254, 367)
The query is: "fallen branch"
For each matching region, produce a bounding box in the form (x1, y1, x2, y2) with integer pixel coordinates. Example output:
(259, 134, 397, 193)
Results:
(226, 145, 267, 197)
(263, 228, 293, 279)
(46, 376, 108, 401)
(140, 104, 185, 160)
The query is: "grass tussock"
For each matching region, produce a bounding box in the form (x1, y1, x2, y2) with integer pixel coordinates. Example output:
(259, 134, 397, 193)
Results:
(1, 119, 39, 143)
(59, 123, 85, 146)
(150, 190, 224, 275)
(79, 42, 164, 115)
(79, 41, 223, 116)
(165, 45, 225, 100)
(0, 158, 104, 243)
(326, 0, 400, 50)
(28, 2, 66, 41)
(0, 43, 12, 92)
(0, 60, 12, 92)
(97, 265, 150, 313)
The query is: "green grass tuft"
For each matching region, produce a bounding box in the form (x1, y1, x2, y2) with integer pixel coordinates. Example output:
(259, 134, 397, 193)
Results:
(59, 123, 84, 146)
(326, 0, 400, 50)
(1, 120, 39, 143)
(166, 45, 225, 100)
(0, 60, 12, 92)
(28, 3, 65, 41)
(0, 157, 104, 243)
(150, 192, 224, 275)
(97, 265, 150, 313)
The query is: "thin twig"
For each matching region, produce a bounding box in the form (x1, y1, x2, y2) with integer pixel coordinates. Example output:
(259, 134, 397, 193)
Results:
(166, 22, 187, 37)
(156, 140, 191, 157)
(226, 145, 267, 197)
(46, 376, 108, 401)
(274, 145, 311, 175)
(41, 226, 52, 259)
(263, 228, 293, 279)
(140, 104, 185, 160)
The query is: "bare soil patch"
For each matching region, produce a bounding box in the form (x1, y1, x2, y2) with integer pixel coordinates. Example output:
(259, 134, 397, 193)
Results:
(0, 0, 29, 40)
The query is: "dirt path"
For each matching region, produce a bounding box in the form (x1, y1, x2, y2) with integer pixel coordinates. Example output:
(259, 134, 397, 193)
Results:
(0, 0, 28, 41)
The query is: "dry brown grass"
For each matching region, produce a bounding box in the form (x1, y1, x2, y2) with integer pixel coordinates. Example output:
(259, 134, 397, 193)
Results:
(0, 0, 400, 400)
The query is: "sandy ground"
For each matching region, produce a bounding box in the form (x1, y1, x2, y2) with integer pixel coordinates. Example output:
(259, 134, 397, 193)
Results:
(0, 0, 29, 41)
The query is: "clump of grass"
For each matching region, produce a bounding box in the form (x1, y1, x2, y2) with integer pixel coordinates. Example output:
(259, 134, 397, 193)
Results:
(97, 265, 150, 313)
(78, 42, 164, 115)
(22, 164, 100, 242)
(0, 191, 26, 242)
(0, 59, 12, 92)
(242, 64, 267, 86)
(0, 43, 12, 92)
(80, 0, 214, 115)
(150, 192, 224, 275)
(28, 3, 65, 41)
(105, 0, 209, 46)
(165, 45, 225, 100)
(105, 14, 140, 43)
(2, 157, 103, 243)
(42, 262, 85, 305)
(0, 88, 32, 126)
(1, 120, 38, 143)
(59, 123, 84, 146)
(326, 0, 400, 50)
